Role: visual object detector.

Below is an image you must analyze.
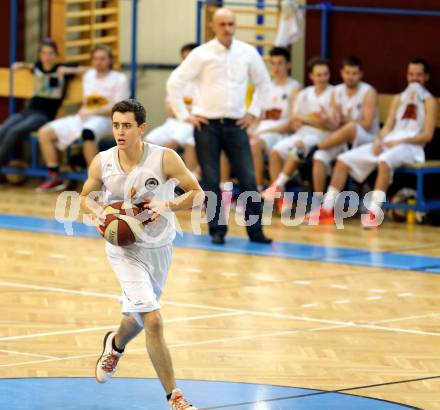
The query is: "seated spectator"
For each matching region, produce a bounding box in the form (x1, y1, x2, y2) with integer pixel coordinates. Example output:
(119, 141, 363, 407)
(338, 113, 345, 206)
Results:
(37, 44, 130, 192)
(309, 56, 379, 200)
(318, 58, 437, 227)
(0, 38, 81, 168)
(248, 46, 302, 190)
(145, 43, 200, 179)
(262, 57, 337, 212)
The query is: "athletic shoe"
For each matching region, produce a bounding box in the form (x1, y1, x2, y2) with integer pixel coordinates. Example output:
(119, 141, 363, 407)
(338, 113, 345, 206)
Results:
(36, 175, 66, 192)
(95, 331, 123, 383)
(362, 211, 380, 229)
(304, 208, 335, 224)
(261, 183, 282, 201)
(168, 388, 197, 410)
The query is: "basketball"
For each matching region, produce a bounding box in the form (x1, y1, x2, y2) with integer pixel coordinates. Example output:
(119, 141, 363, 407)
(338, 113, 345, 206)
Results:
(99, 201, 145, 246)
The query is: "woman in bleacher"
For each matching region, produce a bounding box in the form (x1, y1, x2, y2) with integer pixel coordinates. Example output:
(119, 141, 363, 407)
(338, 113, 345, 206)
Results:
(0, 38, 82, 168)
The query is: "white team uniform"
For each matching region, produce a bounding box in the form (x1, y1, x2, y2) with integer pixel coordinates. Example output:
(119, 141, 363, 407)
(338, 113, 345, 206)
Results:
(100, 143, 176, 326)
(49, 69, 130, 150)
(273, 85, 334, 160)
(145, 75, 195, 147)
(338, 82, 430, 182)
(255, 78, 301, 149)
(314, 81, 379, 170)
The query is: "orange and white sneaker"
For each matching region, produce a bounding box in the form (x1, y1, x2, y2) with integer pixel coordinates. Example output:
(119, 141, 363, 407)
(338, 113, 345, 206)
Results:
(304, 208, 334, 224)
(168, 388, 197, 410)
(362, 211, 380, 229)
(262, 184, 282, 201)
(95, 331, 123, 383)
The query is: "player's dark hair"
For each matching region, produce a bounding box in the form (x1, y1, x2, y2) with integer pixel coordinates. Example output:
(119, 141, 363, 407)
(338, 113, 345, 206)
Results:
(342, 56, 363, 70)
(269, 47, 291, 62)
(39, 38, 58, 55)
(112, 99, 146, 125)
(410, 57, 430, 74)
(307, 56, 330, 73)
(180, 43, 198, 55)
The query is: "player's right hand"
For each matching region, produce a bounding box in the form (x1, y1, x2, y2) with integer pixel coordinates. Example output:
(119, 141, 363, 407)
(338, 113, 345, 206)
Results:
(372, 139, 383, 156)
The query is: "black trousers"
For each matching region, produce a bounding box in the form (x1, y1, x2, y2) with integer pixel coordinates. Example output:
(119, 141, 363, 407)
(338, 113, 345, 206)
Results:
(194, 119, 263, 237)
(0, 110, 49, 165)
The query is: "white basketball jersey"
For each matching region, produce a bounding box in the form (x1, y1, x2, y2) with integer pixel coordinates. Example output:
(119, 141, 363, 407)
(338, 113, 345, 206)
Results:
(392, 82, 432, 136)
(293, 85, 334, 135)
(262, 78, 301, 121)
(294, 85, 334, 117)
(99, 143, 176, 248)
(334, 82, 379, 134)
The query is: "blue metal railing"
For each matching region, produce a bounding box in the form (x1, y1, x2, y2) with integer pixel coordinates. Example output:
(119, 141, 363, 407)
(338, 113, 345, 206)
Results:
(9, 0, 18, 115)
(196, 1, 440, 58)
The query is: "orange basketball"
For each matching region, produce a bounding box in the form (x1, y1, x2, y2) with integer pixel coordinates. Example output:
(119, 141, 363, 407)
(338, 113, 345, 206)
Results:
(99, 201, 146, 246)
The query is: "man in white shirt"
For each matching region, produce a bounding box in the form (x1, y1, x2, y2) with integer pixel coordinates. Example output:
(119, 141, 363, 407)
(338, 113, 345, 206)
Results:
(167, 8, 272, 245)
(145, 43, 200, 179)
(248, 46, 302, 189)
(37, 45, 130, 192)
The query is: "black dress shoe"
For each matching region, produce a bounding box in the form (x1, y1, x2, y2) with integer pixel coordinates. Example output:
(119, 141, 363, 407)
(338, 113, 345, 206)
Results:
(249, 231, 272, 244)
(211, 233, 225, 245)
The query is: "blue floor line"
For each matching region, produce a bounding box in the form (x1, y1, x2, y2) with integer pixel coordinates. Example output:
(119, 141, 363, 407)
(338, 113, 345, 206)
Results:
(0, 213, 439, 274)
(0, 378, 418, 410)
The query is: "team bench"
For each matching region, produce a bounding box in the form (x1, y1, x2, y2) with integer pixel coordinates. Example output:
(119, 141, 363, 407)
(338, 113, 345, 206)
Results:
(378, 94, 440, 212)
(0, 67, 115, 181)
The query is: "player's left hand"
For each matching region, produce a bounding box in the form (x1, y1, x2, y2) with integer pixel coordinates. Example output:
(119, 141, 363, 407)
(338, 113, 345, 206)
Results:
(383, 140, 401, 149)
(140, 199, 169, 222)
(236, 113, 255, 130)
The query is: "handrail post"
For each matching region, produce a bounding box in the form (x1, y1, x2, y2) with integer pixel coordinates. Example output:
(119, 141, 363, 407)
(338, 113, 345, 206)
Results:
(321, 1, 331, 58)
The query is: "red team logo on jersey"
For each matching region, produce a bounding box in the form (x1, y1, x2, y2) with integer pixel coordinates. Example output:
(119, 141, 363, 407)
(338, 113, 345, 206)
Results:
(401, 103, 417, 121)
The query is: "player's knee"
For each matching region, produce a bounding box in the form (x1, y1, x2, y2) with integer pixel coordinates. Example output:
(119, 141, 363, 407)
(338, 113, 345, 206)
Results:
(142, 310, 163, 335)
(81, 128, 96, 142)
(377, 160, 390, 173)
(38, 125, 53, 142)
(269, 149, 281, 162)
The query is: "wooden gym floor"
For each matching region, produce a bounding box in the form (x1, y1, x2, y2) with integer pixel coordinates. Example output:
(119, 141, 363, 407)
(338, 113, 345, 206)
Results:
(0, 184, 439, 409)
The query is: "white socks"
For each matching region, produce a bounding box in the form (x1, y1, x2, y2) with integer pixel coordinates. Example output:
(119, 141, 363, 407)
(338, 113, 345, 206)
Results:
(369, 190, 386, 212)
(274, 172, 289, 189)
(322, 186, 339, 211)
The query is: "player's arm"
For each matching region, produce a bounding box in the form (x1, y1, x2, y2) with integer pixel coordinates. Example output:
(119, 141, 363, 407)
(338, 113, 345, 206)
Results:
(359, 88, 378, 132)
(163, 149, 205, 211)
(377, 95, 399, 140)
(399, 96, 438, 145)
(79, 155, 104, 224)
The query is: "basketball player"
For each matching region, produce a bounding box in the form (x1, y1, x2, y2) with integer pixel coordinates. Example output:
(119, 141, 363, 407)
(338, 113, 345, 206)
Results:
(305, 56, 378, 221)
(80, 99, 203, 409)
(37, 45, 130, 192)
(319, 58, 437, 227)
(249, 46, 302, 189)
(145, 43, 200, 178)
(262, 57, 337, 209)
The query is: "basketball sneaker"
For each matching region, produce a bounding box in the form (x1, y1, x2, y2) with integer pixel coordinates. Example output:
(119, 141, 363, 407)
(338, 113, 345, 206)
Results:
(261, 183, 282, 201)
(168, 388, 197, 410)
(362, 211, 380, 229)
(303, 208, 334, 224)
(95, 331, 123, 383)
(36, 173, 66, 192)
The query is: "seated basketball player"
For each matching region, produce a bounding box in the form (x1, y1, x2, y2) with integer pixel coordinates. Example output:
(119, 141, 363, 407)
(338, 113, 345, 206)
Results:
(80, 99, 203, 409)
(248, 46, 302, 190)
(37, 45, 130, 192)
(145, 43, 200, 179)
(262, 57, 338, 211)
(305, 56, 379, 221)
(319, 58, 437, 227)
